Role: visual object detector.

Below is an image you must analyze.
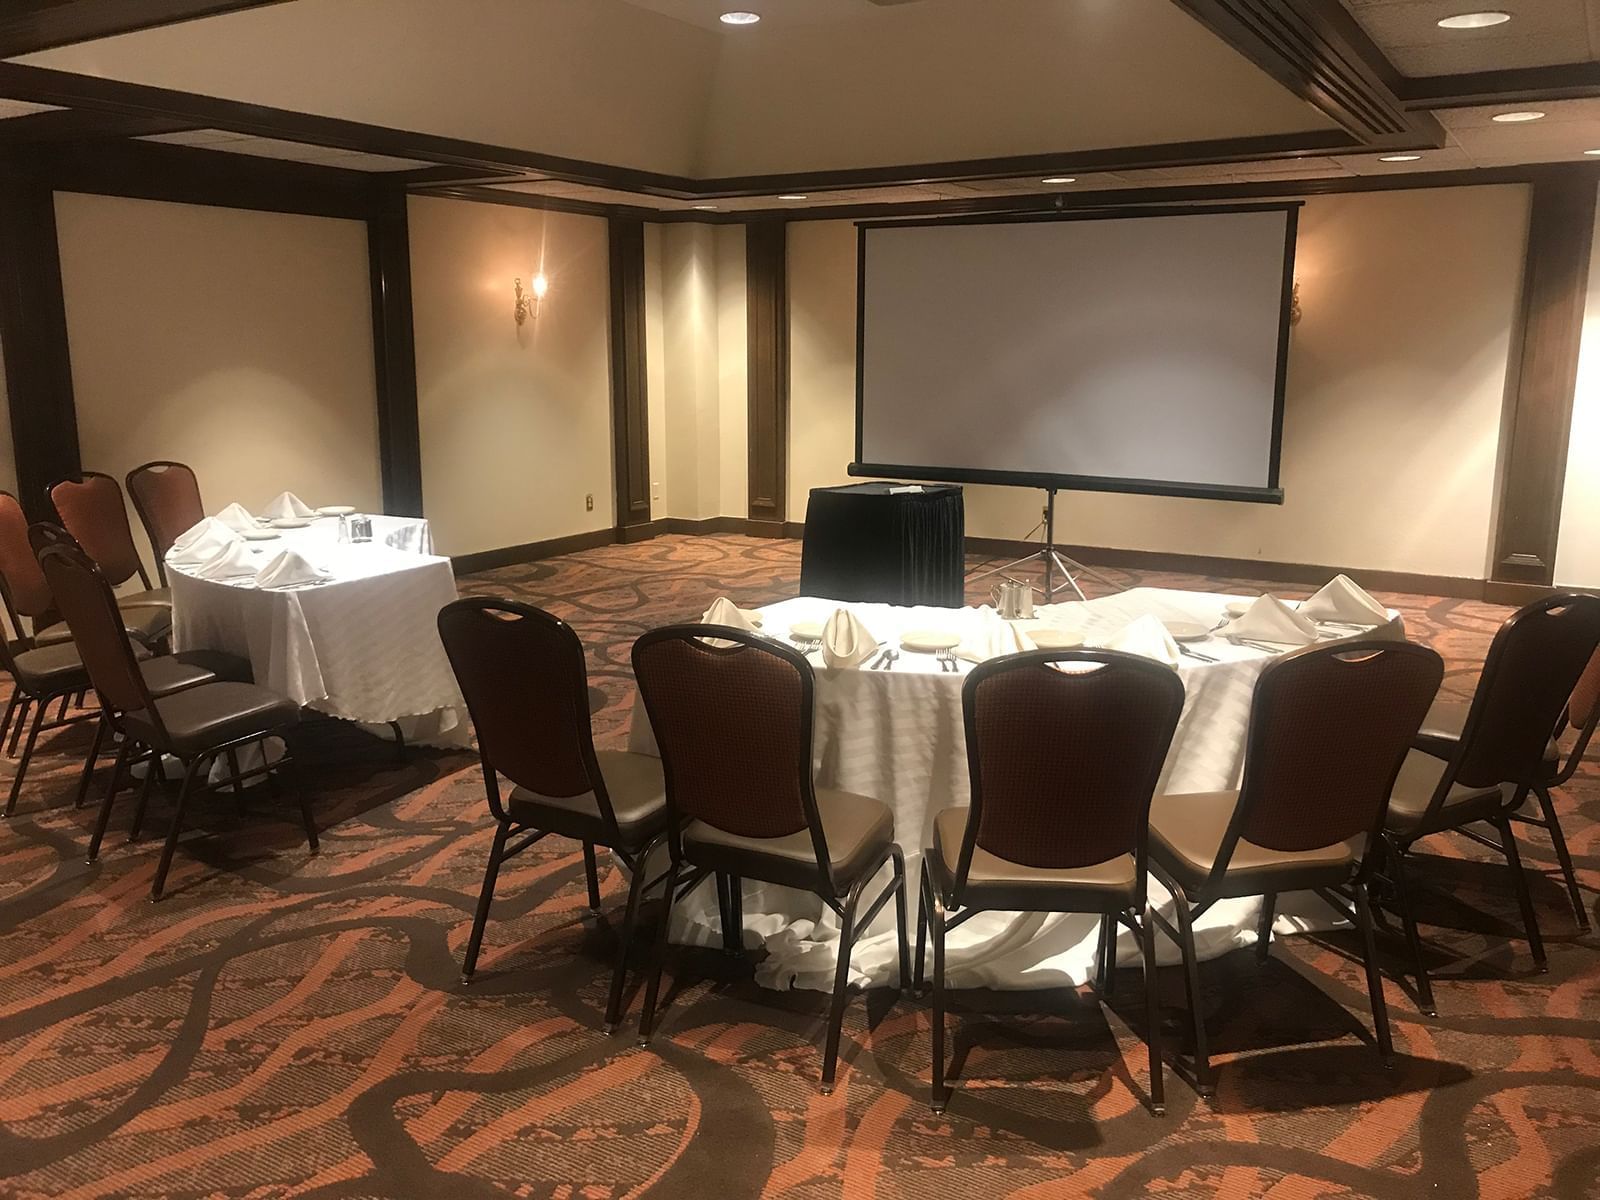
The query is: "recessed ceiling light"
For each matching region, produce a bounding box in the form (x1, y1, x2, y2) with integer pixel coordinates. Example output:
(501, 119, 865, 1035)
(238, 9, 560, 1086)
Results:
(777, 194, 807, 201)
(1587, 149, 1600, 156)
(1379, 154, 1423, 162)
(719, 11, 760, 24)
(692, 204, 718, 211)
(1041, 176, 1076, 185)
(1492, 110, 1546, 122)
(1436, 11, 1511, 29)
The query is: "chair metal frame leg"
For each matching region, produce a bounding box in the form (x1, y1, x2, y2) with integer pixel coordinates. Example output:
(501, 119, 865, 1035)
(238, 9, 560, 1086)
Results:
(1495, 815, 1547, 972)
(1095, 913, 1114, 998)
(461, 821, 513, 984)
(1153, 878, 1214, 1100)
(0, 689, 19, 752)
(3, 694, 49, 817)
(637, 858, 684, 1045)
(1383, 837, 1437, 1017)
(7, 696, 31, 755)
(1353, 880, 1395, 1067)
(276, 748, 317, 853)
(913, 859, 931, 992)
(582, 841, 603, 912)
(127, 751, 162, 843)
(820, 873, 868, 1095)
(86, 739, 134, 863)
(1531, 784, 1590, 932)
(72, 716, 109, 810)
(930, 888, 949, 1113)
(1140, 906, 1166, 1116)
(1256, 893, 1277, 964)
(151, 754, 207, 901)
(605, 838, 665, 1033)
(890, 847, 911, 990)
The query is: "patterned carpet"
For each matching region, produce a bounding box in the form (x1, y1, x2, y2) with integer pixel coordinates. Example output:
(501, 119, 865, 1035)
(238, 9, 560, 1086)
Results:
(0, 533, 1596, 1199)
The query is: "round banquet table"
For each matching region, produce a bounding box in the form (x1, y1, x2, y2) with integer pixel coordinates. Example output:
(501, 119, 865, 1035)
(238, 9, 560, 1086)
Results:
(167, 514, 467, 747)
(626, 586, 1404, 993)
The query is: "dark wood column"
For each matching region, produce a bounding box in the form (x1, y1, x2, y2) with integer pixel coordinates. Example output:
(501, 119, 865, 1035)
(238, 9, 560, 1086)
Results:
(0, 163, 79, 520)
(608, 216, 652, 534)
(367, 187, 424, 517)
(1490, 172, 1597, 590)
(746, 220, 788, 533)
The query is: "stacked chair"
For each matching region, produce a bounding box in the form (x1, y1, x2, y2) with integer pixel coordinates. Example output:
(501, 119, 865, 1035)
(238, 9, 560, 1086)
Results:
(48, 472, 173, 649)
(126, 461, 205, 586)
(37, 538, 308, 899)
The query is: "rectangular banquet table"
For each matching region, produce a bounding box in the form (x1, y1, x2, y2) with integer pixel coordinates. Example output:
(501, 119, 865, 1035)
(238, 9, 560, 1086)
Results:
(627, 587, 1404, 993)
(167, 514, 467, 747)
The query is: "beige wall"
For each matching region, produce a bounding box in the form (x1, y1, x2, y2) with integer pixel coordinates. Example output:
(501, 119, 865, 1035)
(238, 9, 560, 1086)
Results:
(1556, 187, 1600, 588)
(409, 195, 615, 556)
(55, 192, 381, 559)
(787, 187, 1532, 581)
(645, 222, 747, 522)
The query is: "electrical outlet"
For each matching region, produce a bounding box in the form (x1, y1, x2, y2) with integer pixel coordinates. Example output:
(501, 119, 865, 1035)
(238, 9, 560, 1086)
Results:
(585, 493, 594, 512)
(652, 481, 661, 500)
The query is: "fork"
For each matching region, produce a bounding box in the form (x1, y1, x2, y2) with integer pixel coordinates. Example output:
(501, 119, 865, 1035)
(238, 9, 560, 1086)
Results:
(937, 650, 959, 673)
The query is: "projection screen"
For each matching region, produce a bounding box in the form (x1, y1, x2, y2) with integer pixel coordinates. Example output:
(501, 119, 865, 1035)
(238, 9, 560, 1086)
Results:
(852, 204, 1299, 503)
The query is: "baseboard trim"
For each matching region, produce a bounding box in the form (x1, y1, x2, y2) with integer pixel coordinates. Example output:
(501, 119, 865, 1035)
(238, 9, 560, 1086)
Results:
(454, 523, 1546, 606)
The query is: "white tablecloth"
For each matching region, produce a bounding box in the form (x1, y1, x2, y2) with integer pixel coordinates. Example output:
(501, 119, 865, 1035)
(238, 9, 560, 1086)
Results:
(168, 515, 466, 746)
(627, 587, 1404, 992)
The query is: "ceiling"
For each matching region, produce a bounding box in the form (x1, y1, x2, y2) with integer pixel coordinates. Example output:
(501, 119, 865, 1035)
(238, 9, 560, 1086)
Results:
(0, 0, 1597, 214)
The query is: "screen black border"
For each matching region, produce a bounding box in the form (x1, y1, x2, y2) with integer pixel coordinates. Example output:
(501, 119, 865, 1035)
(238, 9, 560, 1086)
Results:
(850, 201, 1301, 506)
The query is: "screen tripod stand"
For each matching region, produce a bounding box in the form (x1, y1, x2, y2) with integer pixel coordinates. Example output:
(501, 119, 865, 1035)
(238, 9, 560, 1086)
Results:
(969, 488, 1116, 602)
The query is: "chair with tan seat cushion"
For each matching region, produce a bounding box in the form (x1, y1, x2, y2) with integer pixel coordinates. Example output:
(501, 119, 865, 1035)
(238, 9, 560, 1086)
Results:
(1380, 594, 1600, 1015)
(27, 519, 172, 650)
(39, 540, 308, 900)
(438, 598, 668, 1032)
(921, 648, 1184, 1116)
(47, 474, 172, 647)
(631, 624, 909, 1093)
(1148, 640, 1441, 1096)
(1411, 643, 1600, 932)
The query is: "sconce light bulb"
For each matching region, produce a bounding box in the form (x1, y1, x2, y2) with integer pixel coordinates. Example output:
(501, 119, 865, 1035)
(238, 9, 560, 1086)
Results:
(531, 272, 549, 300)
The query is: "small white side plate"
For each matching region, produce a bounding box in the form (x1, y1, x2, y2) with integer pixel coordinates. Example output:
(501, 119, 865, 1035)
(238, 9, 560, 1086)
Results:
(242, 529, 280, 541)
(1163, 620, 1212, 643)
(1029, 628, 1085, 650)
(317, 505, 356, 516)
(271, 517, 312, 529)
(901, 630, 961, 653)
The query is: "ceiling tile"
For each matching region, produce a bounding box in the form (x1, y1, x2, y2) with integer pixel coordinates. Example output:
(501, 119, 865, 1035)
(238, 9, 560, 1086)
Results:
(0, 98, 62, 119)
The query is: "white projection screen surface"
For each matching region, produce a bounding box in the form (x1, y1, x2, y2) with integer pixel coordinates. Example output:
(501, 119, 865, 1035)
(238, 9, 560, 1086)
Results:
(854, 205, 1298, 503)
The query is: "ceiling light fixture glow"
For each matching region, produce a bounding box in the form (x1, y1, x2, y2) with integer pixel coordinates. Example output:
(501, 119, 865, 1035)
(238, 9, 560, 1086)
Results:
(719, 11, 760, 24)
(1436, 11, 1511, 29)
(1491, 110, 1546, 122)
(777, 194, 807, 200)
(1587, 149, 1600, 156)
(693, 204, 718, 211)
(1379, 154, 1422, 162)
(1041, 176, 1076, 185)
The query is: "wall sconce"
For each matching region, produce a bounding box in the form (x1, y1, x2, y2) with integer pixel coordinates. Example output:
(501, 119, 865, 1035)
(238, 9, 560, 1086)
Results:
(513, 273, 548, 326)
(1289, 279, 1302, 326)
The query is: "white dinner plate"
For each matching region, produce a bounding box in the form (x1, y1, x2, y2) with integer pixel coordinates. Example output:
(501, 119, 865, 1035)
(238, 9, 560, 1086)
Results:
(901, 629, 961, 653)
(1028, 628, 1085, 650)
(271, 517, 312, 528)
(242, 529, 280, 541)
(317, 505, 356, 517)
(789, 621, 822, 641)
(1164, 620, 1212, 643)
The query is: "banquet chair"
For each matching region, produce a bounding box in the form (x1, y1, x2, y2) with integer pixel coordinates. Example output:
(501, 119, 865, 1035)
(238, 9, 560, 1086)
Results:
(920, 648, 1184, 1115)
(1414, 644, 1600, 932)
(0, 491, 72, 650)
(45, 474, 173, 649)
(126, 461, 203, 586)
(437, 598, 669, 1030)
(1147, 640, 1442, 1097)
(631, 625, 910, 1093)
(38, 540, 307, 900)
(1379, 594, 1600, 1014)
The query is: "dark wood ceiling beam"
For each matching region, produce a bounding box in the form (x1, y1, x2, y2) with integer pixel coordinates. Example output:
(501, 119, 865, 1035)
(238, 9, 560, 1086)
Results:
(0, 106, 193, 142)
(1398, 62, 1600, 110)
(1170, 0, 1443, 147)
(0, 1, 294, 58)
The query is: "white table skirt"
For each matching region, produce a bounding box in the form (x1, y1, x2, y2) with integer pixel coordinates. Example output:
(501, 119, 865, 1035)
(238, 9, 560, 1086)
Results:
(169, 515, 467, 747)
(627, 587, 1404, 992)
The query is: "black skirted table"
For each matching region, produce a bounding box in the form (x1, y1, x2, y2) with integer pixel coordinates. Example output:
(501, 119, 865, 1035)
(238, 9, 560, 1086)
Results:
(799, 482, 965, 607)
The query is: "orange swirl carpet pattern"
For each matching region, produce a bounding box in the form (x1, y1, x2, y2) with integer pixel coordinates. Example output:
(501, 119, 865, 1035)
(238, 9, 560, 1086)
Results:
(0, 535, 1596, 1199)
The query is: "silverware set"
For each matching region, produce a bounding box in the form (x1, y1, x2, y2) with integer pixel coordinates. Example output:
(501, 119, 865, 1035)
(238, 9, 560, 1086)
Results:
(866, 647, 899, 670)
(936, 650, 959, 673)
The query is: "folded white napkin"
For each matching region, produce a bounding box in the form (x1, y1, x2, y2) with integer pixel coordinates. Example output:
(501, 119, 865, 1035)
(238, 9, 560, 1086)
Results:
(1223, 594, 1319, 647)
(1102, 614, 1182, 667)
(1299, 574, 1389, 626)
(821, 608, 879, 669)
(213, 502, 258, 532)
(192, 539, 260, 580)
(954, 608, 1034, 664)
(260, 491, 316, 520)
(697, 596, 762, 648)
(254, 549, 331, 590)
(166, 517, 241, 566)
